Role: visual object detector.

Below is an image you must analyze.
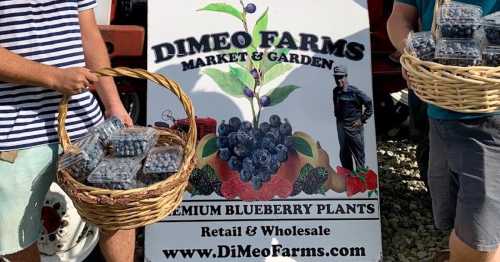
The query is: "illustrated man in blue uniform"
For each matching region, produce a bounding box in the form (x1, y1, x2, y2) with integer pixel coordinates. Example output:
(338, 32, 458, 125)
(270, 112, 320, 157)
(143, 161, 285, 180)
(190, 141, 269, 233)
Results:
(333, 65, 373, 171)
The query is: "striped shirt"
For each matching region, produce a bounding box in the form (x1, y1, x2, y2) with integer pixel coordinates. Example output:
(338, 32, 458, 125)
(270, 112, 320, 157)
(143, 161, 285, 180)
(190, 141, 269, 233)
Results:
(0, 0, 104, 151)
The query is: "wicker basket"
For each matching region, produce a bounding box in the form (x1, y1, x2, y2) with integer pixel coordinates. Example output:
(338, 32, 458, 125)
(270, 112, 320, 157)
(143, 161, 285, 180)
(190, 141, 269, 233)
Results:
(57, 67, 197, 230)
(400, 0, 500, 113)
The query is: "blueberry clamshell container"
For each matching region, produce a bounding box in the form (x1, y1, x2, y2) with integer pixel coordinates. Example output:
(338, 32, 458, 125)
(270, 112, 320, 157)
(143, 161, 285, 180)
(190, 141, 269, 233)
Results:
(59, 134, 105, 180)
(435, 39, 482, 66)
(109, 127, 159, 157)
(142, 145, 184, 174)
(482, 46, 500, 66)
(436, 3, 482, 39)
(88, 116, 125, 145)
(87, 157, 143, 190)
(483, 18, 500, 45)
(407, 31, 435, 61)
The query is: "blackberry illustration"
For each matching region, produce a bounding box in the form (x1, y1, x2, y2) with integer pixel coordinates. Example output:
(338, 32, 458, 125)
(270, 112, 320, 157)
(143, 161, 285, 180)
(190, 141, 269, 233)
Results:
(189, 166, 221, 196)
(216, 115, 294, 190)
(291, 182, 302, 196)
(302, 167, 328, 195)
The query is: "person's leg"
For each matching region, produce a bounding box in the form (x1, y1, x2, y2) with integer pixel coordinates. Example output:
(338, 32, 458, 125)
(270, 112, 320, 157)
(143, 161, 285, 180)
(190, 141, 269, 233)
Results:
(337, 121, 353, 170)
(348, 126, 365, 169)
(445, 116, 500, 261)
(449, 230, 500, 262)
(99, 229, 135, 262)
(0, 144, 58, 261)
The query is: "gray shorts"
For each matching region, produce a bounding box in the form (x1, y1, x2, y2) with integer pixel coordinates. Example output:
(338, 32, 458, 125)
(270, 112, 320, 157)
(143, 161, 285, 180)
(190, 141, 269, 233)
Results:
(429, 116, 500, 252)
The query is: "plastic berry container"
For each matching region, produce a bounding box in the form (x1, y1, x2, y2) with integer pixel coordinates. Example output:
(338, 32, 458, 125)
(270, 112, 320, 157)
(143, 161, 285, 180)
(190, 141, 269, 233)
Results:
(59, 134, 105, 181)
(435, 39, 482, 66)
(436, 2, 482, 39)
(482, 46, 500, 66)
(143, 145, 184, 174)
(88, 116, 125, 145)
(407, 31, 435, 61)
(87, 157, 143, 190)
(483, 13, 500, 45)
(110, 127, 159, 157)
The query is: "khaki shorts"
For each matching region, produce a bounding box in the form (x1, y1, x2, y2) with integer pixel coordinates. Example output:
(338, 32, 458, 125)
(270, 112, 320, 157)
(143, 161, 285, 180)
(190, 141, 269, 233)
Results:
(0, 143, 59, 256)
(429, 116, 500, 252)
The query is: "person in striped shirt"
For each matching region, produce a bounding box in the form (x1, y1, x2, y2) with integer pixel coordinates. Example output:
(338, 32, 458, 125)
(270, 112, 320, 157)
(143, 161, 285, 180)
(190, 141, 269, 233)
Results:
(0, 1, 135, 261)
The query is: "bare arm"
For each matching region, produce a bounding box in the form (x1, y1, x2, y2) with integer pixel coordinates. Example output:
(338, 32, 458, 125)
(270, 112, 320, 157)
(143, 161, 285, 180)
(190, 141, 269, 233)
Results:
(387, 2, 419, 52)
(0, 47, 97, 94)
(79, 9, 133, 126)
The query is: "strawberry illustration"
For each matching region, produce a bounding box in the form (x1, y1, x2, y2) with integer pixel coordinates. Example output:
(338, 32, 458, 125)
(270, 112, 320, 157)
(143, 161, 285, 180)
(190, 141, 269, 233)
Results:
(363, 170, 378, 190)
(336, 166, 352, 177)
(346, 175, 366, 197)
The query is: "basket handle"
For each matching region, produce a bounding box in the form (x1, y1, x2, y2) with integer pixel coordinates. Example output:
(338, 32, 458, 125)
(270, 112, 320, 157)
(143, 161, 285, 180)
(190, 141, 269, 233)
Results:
(57, 67, 197, 160)
(431, 0, 452, 38)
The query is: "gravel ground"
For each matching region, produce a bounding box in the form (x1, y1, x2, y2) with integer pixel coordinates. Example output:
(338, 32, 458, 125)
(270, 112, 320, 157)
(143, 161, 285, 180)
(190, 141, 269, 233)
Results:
(378, 138, 449, 262)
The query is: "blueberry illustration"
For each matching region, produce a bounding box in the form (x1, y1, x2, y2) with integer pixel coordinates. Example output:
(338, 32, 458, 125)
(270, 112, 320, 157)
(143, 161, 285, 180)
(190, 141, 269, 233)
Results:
(259, 122, 271, 133)
(236, 35, 247, 46)
(219, 147, 231, 161)
(279, 119, 292, 136)
(252, 149, 271, 167)
(218, 121, 231, 136)
(229, 117, 241, 131)
(233, 144, 250, 158)
(245, 3, 256, 14)
(228, 133, 238, 147)
(243, 87, 254, 98)
(242, 157, 255, 172)
(240, 168, 253, 182)
(259, 96, 271, 107)
(251, 175, 263, 190)
(228, 156, 242, 171)
(240, 121, 253, 132)
(268, 157, 280, 173)
(269, 114, 281, 127)
(216, 136, 228, 148)
(276, 144, 288, 162)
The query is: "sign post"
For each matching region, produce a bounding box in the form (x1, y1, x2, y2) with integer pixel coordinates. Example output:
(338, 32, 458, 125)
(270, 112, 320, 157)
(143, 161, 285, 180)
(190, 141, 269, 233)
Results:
(146, 1, 382, 261)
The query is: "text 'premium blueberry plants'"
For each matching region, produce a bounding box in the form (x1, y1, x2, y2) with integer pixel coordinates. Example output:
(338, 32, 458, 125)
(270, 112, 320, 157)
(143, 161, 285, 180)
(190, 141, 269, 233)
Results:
(199, 1, 301, 190)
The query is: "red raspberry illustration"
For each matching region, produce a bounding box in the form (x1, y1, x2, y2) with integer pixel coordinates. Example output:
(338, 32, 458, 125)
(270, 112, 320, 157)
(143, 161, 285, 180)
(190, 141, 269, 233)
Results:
(221, 177, 242, 199)
(363, 170, 378, 190)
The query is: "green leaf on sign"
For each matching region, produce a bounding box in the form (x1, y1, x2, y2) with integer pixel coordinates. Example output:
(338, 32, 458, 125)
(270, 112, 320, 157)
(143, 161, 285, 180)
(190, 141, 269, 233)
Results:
(262, 63, 293, 85)
(264, 85, 300, 107)
(198, 3, 243, 21)
(260, 48, 290, 74)
(230, 66, 255, 88)
(292, 136, 314, 158)
(202, 136, 217, 158)
(252, 8, 269, 49)
(368, 191, 373, 198)
(203, 68, 245, 97)
(319, 185, 327, 195)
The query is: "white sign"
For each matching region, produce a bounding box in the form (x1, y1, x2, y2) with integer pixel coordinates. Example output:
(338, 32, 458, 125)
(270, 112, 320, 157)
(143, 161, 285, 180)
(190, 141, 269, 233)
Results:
(146, 0, 382, 261)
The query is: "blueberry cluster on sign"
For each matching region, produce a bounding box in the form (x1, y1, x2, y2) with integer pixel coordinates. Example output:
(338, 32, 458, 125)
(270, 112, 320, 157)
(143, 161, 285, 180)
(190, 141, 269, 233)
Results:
(437, 2, 482, 39)
(407, 32, 435, 61)
(217, 115, 293, 190)
(143, 145, 183, 174)
(87, 157, 143, 190)
(435, 39, 481, 66)
(110, 127, 158, 157)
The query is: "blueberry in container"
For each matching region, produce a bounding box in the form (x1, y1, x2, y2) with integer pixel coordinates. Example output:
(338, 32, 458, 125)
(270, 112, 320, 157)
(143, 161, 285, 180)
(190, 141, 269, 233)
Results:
(88, 116, 125, 145)
(110, 127, 159, 157)
(436, 2, 482, 39)
(143, 145, 184, 174)
(435, 39, 482, 66)
(483, 12, 500, 45)
(407, 31, 435, 61)
(482, 46, 500, 66)
(59, 134, 105, 182)
(87, 157, 143, 190)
